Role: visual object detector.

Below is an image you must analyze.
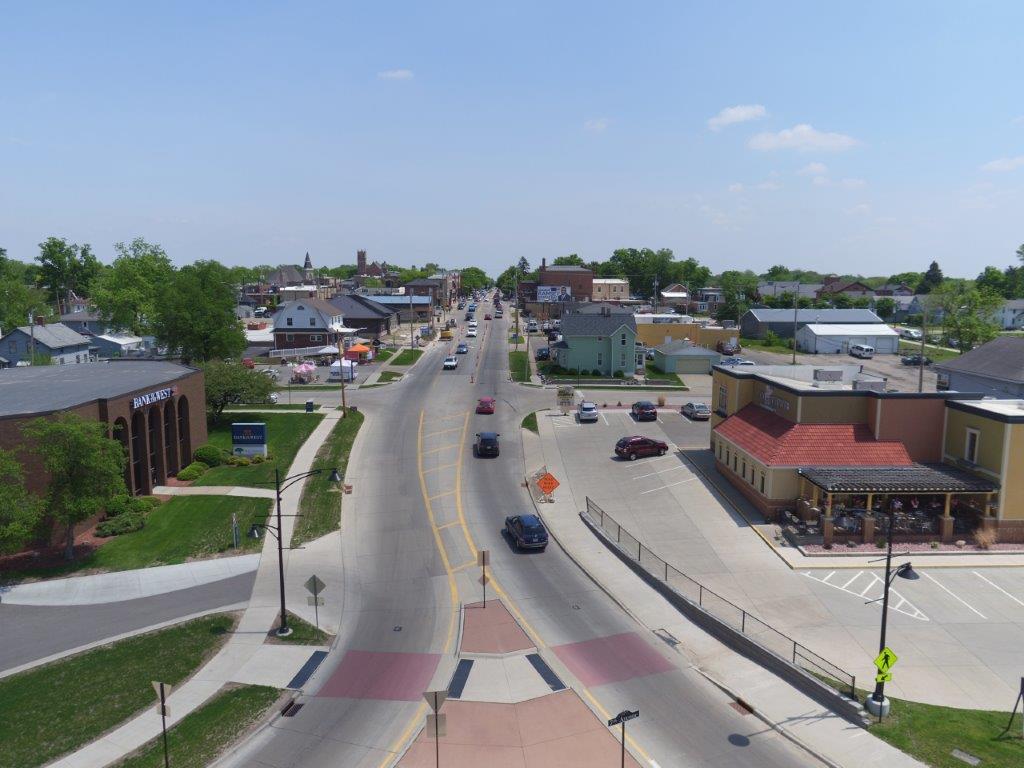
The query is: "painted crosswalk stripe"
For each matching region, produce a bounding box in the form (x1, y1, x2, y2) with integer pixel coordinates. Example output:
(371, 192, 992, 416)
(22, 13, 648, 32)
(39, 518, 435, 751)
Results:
(841, 571, 863, 590)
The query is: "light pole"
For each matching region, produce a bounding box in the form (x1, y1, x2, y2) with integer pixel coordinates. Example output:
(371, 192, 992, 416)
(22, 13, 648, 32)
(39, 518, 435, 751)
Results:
(865, 502, 919, 718)
(250, 466, 342, 636)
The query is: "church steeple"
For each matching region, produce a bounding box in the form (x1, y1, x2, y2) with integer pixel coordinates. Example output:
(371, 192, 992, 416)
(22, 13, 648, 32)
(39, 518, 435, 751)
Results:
(303, 252, 313, 282)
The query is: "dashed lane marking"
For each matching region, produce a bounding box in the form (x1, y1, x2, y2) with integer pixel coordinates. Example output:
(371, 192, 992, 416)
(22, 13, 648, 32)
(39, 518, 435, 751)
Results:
(922, 572, 987, 619)
(802, 571, 929, 621)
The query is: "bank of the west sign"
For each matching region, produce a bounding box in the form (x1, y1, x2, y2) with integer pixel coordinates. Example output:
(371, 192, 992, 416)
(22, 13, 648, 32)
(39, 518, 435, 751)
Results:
(132, 387, 176, 410)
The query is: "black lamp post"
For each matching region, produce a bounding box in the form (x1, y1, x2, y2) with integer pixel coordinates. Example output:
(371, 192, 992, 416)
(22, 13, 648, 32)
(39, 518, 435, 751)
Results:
(250, 466, 342, 636)
(866, 502, 920, 718)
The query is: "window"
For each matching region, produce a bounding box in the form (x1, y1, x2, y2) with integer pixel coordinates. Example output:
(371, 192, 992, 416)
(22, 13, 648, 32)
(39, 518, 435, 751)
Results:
(759, 473, 766, 494)
(742, 460, 746, 477)
(285, 333, 294, 341)
(621, 333, 626, 346)
(597, 352, 603, 366)
(725, 449, 730, 465)
(965, 428, 980, 464)
(309, 317, 318, 326)
(310, 335, 322, 342)
(733, 454, 737, 471)
(286, 317, 293, 326)
(620, 352, 626, 366)
(718, 385, 728, 411)
(8, 341, 15, 354)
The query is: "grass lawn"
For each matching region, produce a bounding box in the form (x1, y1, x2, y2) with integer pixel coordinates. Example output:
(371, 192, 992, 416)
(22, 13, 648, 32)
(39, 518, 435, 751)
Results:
(521, 412, 538, 434)
(740, 336, 795, 356)
(275, 384, 347, 391)
(226, 403, 320, 411)
(391, 349, 423, 365)
(645, 362, 684, 385)
(897, 341, 960, 362)
(374, 348, 394, 362)
(0, 614, 237, 768)
(293, 410, 363, 546)
(509, 351, 530, 382)
(114, 684, 280, 768)
(509, 334, 524, 344)
(196, 412, 324, 487)
(268, 611, 333, 645)
(378, 371, 403, 382)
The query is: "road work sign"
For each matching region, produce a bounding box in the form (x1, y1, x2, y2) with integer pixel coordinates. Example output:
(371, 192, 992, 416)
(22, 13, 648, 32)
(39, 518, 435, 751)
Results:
(537, 472, 560, 495)
(874, 647, 898, 673)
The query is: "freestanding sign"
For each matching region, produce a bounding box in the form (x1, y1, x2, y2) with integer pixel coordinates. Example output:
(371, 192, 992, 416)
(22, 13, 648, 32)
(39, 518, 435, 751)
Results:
(152, 681, 172, 768)
(607, 709, 639, 768)
(231, 422, 267, 457)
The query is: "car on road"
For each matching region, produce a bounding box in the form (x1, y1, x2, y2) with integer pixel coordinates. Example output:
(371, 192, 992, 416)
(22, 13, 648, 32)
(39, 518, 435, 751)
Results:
(443, 356, 458, 370)
(495, 310, 503, 318)
(465, 313, 474, 321)
(504, 514, 548, 551)
(474, 431, 500, 457)
(577, 401, 599, 422)
(456, 343, 469, 354)
(267, 392, 279, 404)
(717, 339, 742, 355)
(260, 368, 280, 381)
(526, 321, 539, 332)
(476, 396, 496, 414)
(901, 354, 933, 366)
(631, 401, 658, 421)
(614, 436, 669, 460)
(681, 402, 711, 420)
(541, 321, 551, 332)
(467, 328, 478, 337)
(535, 348, 550, 361)
(718, 357, 754, 367)
(484, 314, 492, 320)
(899, 328, 923, 340)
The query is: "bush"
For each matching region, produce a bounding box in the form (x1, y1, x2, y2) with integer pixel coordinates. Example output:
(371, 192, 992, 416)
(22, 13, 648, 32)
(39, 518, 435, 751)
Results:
(234, 457, 251, 467)
(177, 461, 210, 481)
(193, 444, 225, 467)
(974, 527, 998, 550)
(104, 495, 138, 518)
(592, 369, 602, 377)
(251, 454, 264, 464)
(613, 370, 624, 379)
(763, 330, 780, 347)
(138, 496, 164, 511)
(95, 511, 145, 537)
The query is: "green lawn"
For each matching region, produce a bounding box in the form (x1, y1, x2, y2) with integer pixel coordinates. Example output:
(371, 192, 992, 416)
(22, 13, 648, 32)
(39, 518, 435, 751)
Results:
(226, 403, 320, 411)
(378, 371, 403, 382)
(390, 349, 423, 365)
(269, 611, 332, 645)
(293, 410, 363, 546)
(645, 362, 684, 385)
(740, 336, 795, 356)
(0, 614, 237, 768)
(521, 412, 538, 434)
(897, 341, 960, 362)
(374, 348, 394, 362)
(509, 334, 524, 344)
(509, 351, 530, 382)
(196, 412, 324, 487)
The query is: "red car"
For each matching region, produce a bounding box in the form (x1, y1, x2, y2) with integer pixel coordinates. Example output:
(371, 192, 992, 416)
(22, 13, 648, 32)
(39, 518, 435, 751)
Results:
(614, 436, 668, 460)
(484, 314, 493, 320)
(476, 397, 496, 414)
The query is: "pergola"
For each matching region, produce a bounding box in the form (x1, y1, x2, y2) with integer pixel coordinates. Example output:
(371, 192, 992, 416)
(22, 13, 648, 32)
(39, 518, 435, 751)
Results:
(797, 464, 999, 545)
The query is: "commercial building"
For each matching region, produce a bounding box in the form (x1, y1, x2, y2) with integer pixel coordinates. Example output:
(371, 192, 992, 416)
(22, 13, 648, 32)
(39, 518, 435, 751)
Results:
(551, 307, 642, 377)
(0, 322, 95, 365)
(537, 259, 594, 302)
(739, 308, 883, 340)
(0, 361, 207, 498)
(328, 294, 399, 340)
(708, 363, 1023, 543)
(935, 337, 1024, 397)
(659, 283, 691, 311)
(794, 323, 899, 355)
(592, 278, 630, 303)
(369, 294, 434, 324)
(757, 281, 824, 299)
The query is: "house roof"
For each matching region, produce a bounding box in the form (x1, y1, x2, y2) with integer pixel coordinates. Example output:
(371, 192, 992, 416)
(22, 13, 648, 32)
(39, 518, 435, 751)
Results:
(820, 280, 874, 293)
(404, 278, 443, 287)
(743, 308, 882, 323)
(5, 323, 91, 350)
(798, 464, 998, 493)
(328, 294, 397, 319)
(370, 295, 433, 306)
(799, 323, 898, 337)
(266, 265, 304, 286)
(713, 404, 912, 467)
(542, 265, 591, 272)
(565, 302, 634, 315)
(593, 278, 629, 284)
(933, 337, 1024, 383)
(560, 311, 637, 337)
(60, 309, 101, 323)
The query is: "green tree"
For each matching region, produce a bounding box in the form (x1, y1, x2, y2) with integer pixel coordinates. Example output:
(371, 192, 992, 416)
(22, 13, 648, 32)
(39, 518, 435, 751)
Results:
(22, 413, 126, 560)
(553, 254, 585, 267)
(715, 270, 760, 321)
(200, 361, 276, 422)
(0, 448, 44, 555)
(324, 264, 358, 280)
(975, 266, 1008, 298)
(91, 238, 175, 334)
(459, 266, 490, 291)
(0, 254, 51, 333)
(916, 261, 944, 294)
(1017, 244, 1024, 264)
(495, 266, 520, 294)
(152, 261, 246, 363)
(607, 247, 680, 299)
(831, 292, 853, 308)
(874, 297, 897, 320)
(934, 282, 1002, 352)
(35, 237, 102, 312)
(762, 265, 792, 281)
(851, 296, 872, 309)
(516, 257, 531, 274)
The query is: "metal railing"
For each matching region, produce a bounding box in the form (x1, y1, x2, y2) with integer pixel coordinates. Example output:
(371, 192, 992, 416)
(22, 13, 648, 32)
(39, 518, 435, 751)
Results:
(584, 497, 857, 699)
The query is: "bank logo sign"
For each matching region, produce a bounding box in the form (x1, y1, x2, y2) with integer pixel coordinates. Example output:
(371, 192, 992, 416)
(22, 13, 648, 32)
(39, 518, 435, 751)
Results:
(232, 422, 268, 457)
(759, 385, 791, 413)
(132, 387, 176, 410)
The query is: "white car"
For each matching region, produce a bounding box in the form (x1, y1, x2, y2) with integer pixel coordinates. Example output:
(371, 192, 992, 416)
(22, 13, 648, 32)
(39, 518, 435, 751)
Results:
(443, 356, 458, 370)
(466, 329, 478, 337)
(900, 328, 923, 340)
(267, 392, 279, 404)
(468, 320, 478, 329)
(577, 401, 599, 423)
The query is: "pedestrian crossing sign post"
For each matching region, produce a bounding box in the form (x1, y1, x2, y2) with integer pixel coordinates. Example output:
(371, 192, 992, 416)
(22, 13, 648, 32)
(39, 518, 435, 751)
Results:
(875, 672, 892, 683)
(874, 647, 898, 674)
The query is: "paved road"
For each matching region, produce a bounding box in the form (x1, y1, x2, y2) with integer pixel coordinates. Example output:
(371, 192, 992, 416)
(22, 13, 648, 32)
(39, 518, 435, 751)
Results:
(220, 301, 818, 768)
(0, 571, 255, 673)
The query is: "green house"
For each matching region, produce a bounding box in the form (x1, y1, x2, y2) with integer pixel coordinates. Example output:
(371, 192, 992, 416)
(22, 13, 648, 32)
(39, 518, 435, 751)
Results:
(552, 307, 642, 376)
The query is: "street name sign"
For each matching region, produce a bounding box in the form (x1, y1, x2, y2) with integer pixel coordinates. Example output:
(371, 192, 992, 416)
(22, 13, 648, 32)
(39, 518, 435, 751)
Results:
(608, 709, 639, 726)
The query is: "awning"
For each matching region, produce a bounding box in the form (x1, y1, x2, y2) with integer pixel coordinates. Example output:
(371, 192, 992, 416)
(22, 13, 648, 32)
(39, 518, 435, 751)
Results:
(798, 464, 999, 494)
(348, 343, 371, 353)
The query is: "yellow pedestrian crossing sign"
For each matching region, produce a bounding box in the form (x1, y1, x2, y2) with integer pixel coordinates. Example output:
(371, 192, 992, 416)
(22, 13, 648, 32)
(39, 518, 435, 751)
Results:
(874, 647, 898, 673)
(875, 671, 893, 683)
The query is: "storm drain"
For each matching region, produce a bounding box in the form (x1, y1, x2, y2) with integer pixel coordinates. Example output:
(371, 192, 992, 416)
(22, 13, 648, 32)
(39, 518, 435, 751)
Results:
(281, 701, 304, 717)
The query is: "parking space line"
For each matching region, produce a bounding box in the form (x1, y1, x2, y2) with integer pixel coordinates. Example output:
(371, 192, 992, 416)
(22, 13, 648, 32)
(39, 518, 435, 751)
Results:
(922, 572, 987, 619)
(859, 576, 878, 597)
(802, 571, 928, 620)
(631, 465, 689, 480)
(820, 571, 836, 584)
(841, 571, 863, 589)
(639, 477, 698, 495)
(973, 571, 1024, 608)
(600, 411, 608, 426)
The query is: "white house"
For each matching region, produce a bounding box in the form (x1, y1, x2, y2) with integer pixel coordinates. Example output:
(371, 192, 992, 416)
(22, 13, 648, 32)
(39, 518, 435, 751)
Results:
(992, 300, 1024, 330)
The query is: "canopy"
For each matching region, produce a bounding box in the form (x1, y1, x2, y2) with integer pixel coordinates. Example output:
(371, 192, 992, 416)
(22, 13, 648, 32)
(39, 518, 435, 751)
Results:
(330, 359, 356, 370)
(348, 343, 371, 353)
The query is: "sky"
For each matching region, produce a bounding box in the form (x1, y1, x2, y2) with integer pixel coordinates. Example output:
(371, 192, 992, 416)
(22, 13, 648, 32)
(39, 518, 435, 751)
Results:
(1, 1, 1023, 278)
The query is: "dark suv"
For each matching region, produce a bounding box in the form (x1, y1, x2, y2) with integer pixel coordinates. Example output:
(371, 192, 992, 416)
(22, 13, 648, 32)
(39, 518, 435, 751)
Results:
(474, 431, 500, 457)
(631, 401, 658, 421)
(615, 436, 668, 460)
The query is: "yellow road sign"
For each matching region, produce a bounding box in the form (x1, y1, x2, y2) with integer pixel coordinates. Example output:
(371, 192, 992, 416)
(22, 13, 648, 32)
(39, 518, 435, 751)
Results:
(875, 672, 893, 683)
(874, 647, 898, 673)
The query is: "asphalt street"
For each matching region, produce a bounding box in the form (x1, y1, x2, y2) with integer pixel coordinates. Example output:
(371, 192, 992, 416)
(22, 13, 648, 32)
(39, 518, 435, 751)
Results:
(220, 300, 820, 768)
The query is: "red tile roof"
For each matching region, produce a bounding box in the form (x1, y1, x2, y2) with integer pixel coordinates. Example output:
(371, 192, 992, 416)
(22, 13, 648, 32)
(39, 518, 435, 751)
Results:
(713, 405, 912, 467)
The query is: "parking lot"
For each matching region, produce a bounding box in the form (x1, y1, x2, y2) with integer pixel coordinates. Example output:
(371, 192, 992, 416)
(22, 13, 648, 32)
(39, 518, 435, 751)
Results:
(739, 347, 939, 392)
(546, 403, 1024, 709)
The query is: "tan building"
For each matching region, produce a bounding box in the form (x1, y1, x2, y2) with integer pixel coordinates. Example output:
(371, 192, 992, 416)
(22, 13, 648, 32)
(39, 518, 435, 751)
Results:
(591, 278, 629, 302)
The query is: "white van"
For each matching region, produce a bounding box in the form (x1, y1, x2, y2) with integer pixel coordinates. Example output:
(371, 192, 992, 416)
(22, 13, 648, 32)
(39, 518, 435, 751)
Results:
(849, 344, 874, 359)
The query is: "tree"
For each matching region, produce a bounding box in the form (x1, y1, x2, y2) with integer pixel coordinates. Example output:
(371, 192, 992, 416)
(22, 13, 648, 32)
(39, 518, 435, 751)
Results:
(35, 237, 102, 312)
(200, 361, 276, 422)
(933, 282, 1002, 352)
(516, 257, 531, 274)
(0, 448, 44, 555)
(975, 266, 1008, 298)
(715, 270, 760, 321)
(1017, 244, 1024, 264)
(324, 264, 358, 280)
(0, 255, 51, 333)
(851, 296, 872, 309)
(152, 260, 246, 363)
(762, 265, 792, 281)
(22, 413, 126, 560)
(495, 266, 520, 294)
(92, 238, 175, 334)
(916, 261, 944, 294)
(459, 266, 490, 291)
(874, 297, 897, 320)
(607, 247, 679, 299)
(553, 254, 585, 267)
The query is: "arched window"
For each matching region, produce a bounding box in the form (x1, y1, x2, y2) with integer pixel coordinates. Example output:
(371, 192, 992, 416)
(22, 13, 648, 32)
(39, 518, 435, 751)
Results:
(148, 407, 165, 487)
(131, 411, 148, 495)
(163, 403, 179, 476)
(177, 397, 191, 469)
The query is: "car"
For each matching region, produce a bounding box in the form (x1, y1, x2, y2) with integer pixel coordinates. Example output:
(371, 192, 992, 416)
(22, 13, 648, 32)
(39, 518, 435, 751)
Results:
(614, 436, 669, 461)
(468, 303, 478, 312)
(443, 356, 458, 370)
(717, 340, 742, 355)
(504, 514, 548, 551)
(547, 331, 559, 342)
(474, 431, 500, 457)
(631, 401, 658, 421)
(535, 347, 550, 361)
(260, 368, 280, 380)
(267, 392, 279, 404)
(901, 354, 932, 366)
(466, 328, 478, 337)
(456, 343, 469, 354)
(484, 314, 492, 320)
(644, 349, 655, 360)
(718, 357, 754, 367)
(476, 396, 496, 414)
(681, 402, 711, 421)
(457, 303, 465, 310)
(468, 320, 478, 328)
(577, 401, 599, 422)
(495, 310, 503, 318)
(526, 321, 539, 332)
(899, 328, 923, 340)
(465, 313, 474, 321)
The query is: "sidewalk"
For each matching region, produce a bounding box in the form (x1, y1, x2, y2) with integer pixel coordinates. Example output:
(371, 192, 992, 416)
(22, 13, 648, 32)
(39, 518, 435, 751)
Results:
(152, 485, 276, 498)
(48, 411, 348, 768)
(525, 415, 927, 768)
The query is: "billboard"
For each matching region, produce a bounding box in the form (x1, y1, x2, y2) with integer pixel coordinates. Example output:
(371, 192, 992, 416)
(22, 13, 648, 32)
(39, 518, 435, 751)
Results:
(537, 285, 573, 303)
(231, 422, 268, 457)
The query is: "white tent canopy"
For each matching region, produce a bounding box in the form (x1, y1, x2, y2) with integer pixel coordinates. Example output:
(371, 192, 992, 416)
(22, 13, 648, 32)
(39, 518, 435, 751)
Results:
(328, 359, 356, 381)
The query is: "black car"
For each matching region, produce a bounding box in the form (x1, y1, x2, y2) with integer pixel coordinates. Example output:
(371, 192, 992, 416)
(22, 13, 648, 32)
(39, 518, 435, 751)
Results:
(465, 313, 474, 321)
(504, 514, 548, 551)
(901, 354, 932, 366)
(474, 431, 500, 457)
(631, 401, 658, 421)
(614, 436, 669, 460)
(535, 348, 550, 361)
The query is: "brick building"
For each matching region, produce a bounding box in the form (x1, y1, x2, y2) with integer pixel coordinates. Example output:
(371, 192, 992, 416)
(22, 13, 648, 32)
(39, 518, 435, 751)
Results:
(537, 259, 594, 302)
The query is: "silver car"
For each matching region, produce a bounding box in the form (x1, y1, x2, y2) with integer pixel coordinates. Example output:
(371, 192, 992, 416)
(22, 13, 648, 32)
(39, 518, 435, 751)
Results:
(577, 401, 600, 423)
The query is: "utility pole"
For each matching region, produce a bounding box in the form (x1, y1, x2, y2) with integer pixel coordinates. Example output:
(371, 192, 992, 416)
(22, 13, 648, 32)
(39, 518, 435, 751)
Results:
(337, 336, 347, 417)
(409, 292, 414, 351)
(918, 308, 927, 393)
(652, 276, 659, 313)
(29, 312, 36, 365)
(791, 292, 799, 365)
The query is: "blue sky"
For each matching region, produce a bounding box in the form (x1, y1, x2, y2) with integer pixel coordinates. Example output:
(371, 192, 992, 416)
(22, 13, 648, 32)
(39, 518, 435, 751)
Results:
(2, 1, 1022, 277)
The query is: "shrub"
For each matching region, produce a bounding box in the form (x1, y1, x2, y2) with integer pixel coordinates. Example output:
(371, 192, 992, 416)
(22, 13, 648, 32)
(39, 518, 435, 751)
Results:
(177, 461, 209, 481)
(138, 496, 164, 511)
(96, 511, 145, 537)
(657, 395, 666, 407)
(930, 540, 940, 549)
(592, 369, 602, 377)
(103, 494, 137, 518)
(974, 527, 998, 550)
(763, 330, 780, 348)
(251, 454, 265, 464)
(234, 457, 251, 466)
(613, 370, 624, 379)
(875, 538, 885, 549)
(193, 444, 225, 467)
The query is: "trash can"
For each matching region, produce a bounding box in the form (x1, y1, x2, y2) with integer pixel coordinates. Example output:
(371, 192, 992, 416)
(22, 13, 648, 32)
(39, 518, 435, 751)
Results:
(305, 399, 314, 413)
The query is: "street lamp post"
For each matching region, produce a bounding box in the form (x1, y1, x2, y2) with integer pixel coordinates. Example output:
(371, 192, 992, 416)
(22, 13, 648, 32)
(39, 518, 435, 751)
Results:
(250, 466, 342, 636)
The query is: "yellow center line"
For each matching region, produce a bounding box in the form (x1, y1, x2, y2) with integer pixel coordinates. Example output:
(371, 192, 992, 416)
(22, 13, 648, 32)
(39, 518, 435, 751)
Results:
(450, 559, 477, 572)
(437, 521, 461, 530)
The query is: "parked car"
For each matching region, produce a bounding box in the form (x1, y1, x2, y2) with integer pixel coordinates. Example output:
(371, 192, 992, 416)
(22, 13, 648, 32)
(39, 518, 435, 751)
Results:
(681, 402, 711, 420)
(476, 396, 496, 414)
(548, 331, 559, 342)
(467, 329, 478, 337)
(717, 339, 742, 355)
(535, 348, 550, 361)
(577, 401, 599, 423)
(542, 321, 551, 332)
(260, 368, 280, 381)
(267, 392, 279, 404)
(495, 310, 503, 318)
(484, 314, 492, 320)
(242, 358, 255, 369)
(614, 436, 669, 460)
(644, 348, 655, 360)
(474, 431, 500, 457)
(456, 343, 469, 354)
(718, 357, 754, 367)
(901, 354, 932, 366)
(631, 401, 658, 421)
(899, 328, 923, 340)
(527, 321, 539, 332)
(443, 356, 458, 370)
(504, 514, 548, 551)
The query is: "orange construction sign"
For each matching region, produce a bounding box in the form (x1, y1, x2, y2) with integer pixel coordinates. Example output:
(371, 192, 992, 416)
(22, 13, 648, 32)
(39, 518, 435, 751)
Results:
(537, 472, 560, 495)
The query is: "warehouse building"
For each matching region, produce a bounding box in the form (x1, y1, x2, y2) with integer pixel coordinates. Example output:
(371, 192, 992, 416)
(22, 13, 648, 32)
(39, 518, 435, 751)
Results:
(739, 308, 883, 340)
(795, 323, 899, 355)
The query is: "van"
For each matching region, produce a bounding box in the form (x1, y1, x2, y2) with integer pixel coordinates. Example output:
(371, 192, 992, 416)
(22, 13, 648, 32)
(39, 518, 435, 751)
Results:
(849, 344, 874, 359)
(440, 329, 453, 341)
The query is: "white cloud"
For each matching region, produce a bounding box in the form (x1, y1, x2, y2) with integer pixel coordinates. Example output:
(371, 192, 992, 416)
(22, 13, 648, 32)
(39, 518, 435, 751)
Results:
(812, 176, 830, 186)
(981, 155, 1024, 172)
(1012, 115, 1024, 125)
(756, 181, 781, 191)
(728, 183, 745, 193)
(707, 104, 767, 131)
(377, 69, 414, 80)
(748, 124, 858, 152)
(840, 178, 867, 188)
(797, 162, 828, 176)
(583, 117, 610, 133)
